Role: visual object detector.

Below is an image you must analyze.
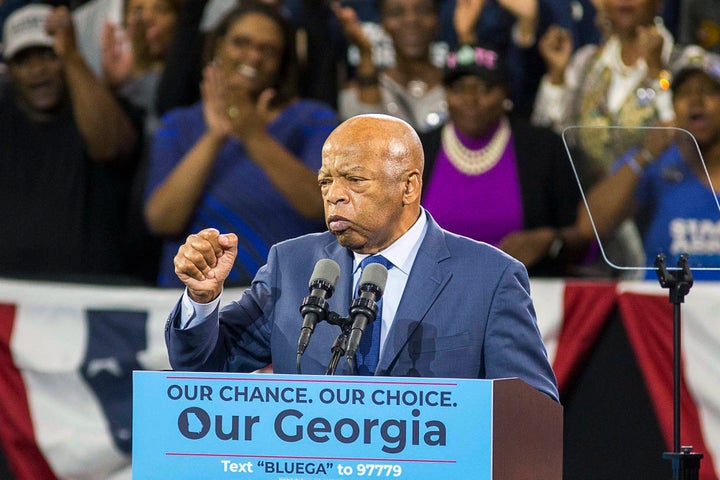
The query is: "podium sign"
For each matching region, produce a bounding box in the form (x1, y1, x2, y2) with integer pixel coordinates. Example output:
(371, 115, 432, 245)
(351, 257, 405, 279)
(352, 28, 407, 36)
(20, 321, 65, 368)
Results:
(132, 372, 561, 479)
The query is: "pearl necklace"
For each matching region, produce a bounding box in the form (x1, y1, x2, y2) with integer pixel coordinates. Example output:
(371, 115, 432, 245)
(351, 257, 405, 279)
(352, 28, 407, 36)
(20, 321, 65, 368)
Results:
(441, 118, 511, 175)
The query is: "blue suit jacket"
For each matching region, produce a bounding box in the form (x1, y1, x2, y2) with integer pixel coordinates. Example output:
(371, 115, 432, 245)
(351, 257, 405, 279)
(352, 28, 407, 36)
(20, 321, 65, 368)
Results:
(166, 212, 559, 402)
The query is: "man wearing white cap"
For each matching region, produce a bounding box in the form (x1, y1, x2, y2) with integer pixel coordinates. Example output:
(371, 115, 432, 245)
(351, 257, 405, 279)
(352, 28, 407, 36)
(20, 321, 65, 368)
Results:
(0, 4, 141, 279)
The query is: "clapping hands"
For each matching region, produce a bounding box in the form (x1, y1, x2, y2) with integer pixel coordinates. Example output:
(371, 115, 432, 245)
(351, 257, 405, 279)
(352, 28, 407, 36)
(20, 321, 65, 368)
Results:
(201, 62, 276, 142)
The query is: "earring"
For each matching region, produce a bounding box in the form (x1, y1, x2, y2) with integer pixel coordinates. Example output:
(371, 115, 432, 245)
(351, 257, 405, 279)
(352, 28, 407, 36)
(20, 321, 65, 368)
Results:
(502, 98, 514, 112)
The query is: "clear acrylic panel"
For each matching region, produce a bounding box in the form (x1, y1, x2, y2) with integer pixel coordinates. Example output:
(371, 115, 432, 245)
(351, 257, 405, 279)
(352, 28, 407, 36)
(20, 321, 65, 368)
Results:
(562, 125, 720, 276)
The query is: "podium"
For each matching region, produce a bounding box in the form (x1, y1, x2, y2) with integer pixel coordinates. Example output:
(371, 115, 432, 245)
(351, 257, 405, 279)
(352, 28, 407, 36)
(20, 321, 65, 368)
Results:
(133, 372, 562, 479)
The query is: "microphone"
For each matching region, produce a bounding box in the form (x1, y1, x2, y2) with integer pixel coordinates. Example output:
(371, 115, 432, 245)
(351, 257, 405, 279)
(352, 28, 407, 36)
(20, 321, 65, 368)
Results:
(297, 259, 341, 356)
(345, 263, 389, 360)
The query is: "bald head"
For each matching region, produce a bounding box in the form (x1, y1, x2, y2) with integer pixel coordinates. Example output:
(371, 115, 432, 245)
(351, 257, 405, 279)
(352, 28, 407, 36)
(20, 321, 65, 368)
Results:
(323, 114, 424, 180)
(318, 114, 424, 253)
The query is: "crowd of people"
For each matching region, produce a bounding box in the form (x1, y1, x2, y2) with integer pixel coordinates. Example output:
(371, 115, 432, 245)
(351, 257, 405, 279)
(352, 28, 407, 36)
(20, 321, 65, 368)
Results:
(1, 0, 719, 286)
(3, 7, 720, 480)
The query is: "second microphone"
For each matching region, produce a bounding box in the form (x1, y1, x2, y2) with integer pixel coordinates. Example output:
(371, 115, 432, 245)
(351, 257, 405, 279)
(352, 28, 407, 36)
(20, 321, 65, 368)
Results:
(345, 261, 389, 360)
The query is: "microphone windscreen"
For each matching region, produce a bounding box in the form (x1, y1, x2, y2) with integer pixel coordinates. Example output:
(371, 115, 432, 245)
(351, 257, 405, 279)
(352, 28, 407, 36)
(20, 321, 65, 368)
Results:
(309, 258, 341, 287)
(359, 263, 388, 291)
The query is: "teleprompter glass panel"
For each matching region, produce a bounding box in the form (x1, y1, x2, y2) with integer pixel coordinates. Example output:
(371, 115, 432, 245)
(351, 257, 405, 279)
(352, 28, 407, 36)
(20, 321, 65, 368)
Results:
(562, 126, 720, 276)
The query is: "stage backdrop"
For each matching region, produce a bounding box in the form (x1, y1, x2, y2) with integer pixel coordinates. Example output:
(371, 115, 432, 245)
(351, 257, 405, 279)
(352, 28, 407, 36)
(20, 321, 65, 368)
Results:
(0, 277, 719, 480)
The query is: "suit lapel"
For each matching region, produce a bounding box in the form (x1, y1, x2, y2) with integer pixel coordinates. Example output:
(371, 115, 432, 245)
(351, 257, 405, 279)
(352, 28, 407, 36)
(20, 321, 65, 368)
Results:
(294, 238, 353, 368)
(323, 240, 355, 323)
(377, 216, 452, 374)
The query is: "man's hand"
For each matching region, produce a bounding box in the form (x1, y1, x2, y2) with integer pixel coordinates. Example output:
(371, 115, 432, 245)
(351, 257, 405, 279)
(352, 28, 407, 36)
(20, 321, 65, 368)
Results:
(453, 0, 485, 45)
(174, 228, 238, 303)
(331, 1, 372, 54)
(498, 0, 537, 22)
(500, 0, 538, 47)
(636, 24, 665, 78)
(45, 6, 78, 61)
(101, 22, 133, 88)
(538, 25, 573, 85)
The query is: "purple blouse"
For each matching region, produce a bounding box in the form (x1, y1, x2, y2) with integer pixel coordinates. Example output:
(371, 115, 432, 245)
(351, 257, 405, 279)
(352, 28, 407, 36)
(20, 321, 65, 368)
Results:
(423, 122, 524, 247)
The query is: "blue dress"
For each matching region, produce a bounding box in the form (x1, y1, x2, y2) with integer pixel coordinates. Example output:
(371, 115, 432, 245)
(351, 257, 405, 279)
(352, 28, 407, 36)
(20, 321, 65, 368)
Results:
(629, 145, 720, 280)
(146, 99, 338, 287)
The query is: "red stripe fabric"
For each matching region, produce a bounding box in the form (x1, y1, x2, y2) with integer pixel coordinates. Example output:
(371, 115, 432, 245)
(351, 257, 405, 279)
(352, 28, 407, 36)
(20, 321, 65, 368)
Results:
(553, 281, 618, 395)
(619, 292, 718, 480)
(0, 303, 58, 480)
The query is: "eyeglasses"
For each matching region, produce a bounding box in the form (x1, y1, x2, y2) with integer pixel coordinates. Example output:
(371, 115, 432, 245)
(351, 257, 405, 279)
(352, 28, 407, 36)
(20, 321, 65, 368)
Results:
(226, 34, 282, 60)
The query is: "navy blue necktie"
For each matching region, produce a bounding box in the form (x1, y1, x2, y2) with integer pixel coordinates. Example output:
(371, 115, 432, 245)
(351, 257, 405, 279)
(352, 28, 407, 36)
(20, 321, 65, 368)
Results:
(355, 255, 393, 375)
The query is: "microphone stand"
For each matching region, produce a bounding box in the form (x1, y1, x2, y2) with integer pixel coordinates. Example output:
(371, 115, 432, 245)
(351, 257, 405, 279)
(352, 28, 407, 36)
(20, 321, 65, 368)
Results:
(324, 313, 354, 375)
(654, 254, 703, 480)
(296, 310, 358, 375)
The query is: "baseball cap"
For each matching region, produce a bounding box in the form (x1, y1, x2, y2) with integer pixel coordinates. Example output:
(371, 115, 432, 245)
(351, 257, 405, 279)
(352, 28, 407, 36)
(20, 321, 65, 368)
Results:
(2, 4, 54, 62)
(443, 44, 507, 86)
(671, 46, 720, 92)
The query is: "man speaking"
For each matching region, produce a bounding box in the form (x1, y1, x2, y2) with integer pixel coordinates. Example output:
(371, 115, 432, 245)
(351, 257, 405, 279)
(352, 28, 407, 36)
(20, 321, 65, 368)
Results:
(165, 114, 558, 402)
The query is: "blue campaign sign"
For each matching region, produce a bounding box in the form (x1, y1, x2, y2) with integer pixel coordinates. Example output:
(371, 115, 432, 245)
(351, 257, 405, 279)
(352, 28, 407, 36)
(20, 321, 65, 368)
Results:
(132, 372, 495, 479)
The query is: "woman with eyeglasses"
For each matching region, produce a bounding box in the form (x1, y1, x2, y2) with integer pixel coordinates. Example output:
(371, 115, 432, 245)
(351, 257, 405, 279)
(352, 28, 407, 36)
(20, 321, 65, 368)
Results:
(144, 1, 338, 287)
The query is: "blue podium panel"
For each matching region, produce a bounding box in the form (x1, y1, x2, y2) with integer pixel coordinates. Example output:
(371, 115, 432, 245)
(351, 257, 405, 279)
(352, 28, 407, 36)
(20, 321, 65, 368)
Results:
(132, 372, 496, 479)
